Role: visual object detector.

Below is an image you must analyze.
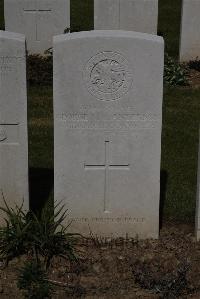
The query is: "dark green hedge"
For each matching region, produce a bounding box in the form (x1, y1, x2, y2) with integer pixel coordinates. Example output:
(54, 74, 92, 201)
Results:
(27, 54, 53, 86)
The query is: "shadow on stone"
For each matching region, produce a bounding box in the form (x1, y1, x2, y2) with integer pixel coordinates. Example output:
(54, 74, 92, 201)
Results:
(160, 169, 168, 229)
(29, 167, 54, 213)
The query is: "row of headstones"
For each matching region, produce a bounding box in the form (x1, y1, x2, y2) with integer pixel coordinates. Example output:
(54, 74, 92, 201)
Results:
(1, 28, 200, 240)
(3, 0, 200, 61)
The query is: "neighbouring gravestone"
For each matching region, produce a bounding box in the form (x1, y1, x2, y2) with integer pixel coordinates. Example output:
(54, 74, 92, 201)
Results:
(0, 31, 29, 221)
(94, 0, 158, 34)
(196, 128, 200, 241)
(180, 0, 200, 62)
(4, 0, 70, 54)
(54, 30, 164, 239)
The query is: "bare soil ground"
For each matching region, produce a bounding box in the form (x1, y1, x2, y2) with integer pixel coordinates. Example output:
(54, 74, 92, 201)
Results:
(187, 69, 200, 89)
(0, 223, 200, 298)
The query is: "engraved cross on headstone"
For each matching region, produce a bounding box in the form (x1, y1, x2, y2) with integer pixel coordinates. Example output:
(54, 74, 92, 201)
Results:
(84, 141, 130, 212)
(23, 4, 52, 41)
(0, 124, 18, 143)
(0, 125, 7, 142)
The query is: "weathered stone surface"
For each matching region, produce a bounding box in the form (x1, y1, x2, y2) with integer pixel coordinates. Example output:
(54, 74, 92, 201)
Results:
(0, 31, 29, 220)
(94, 0, 158, 34)
(196, 128, 200, 240)
(180, 0, 200, 61)
(54, 30, 164, 239)
(4, 0, 70, 54)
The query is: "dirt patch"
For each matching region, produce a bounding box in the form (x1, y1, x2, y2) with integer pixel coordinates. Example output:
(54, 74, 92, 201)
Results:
(187, 69, 200, 88)
(0, 223, 200, 298)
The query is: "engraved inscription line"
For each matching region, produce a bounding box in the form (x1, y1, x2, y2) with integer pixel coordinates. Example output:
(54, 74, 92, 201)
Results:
(0, 57, 24, 74)
(84, 141, 129, 212)
(60, 111, 159, 130)
(71, 217, 145, 223)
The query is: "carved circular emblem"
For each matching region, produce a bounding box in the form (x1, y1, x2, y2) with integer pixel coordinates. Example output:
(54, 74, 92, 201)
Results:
(0, 127, 7, 142)
(84, 51, 133, 101)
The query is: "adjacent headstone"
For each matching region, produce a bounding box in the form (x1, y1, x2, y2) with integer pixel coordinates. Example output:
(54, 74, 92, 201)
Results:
(180, 0, 200, 62)
(196, 128, 200, 240)
(0, 31, 28, 220)
(54, 30, 164, 239)
(4, 0, 70, 54)
(94, 0, 158, 34)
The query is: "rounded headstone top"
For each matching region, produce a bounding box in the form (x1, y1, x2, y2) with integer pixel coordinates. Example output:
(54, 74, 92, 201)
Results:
(53, 30, 164, 45)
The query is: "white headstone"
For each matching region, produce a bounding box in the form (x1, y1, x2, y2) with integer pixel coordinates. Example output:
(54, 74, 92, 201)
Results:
(0, 31, 29, 219)
(4, 0, 70, 54)
(196, 128, 200, 240)
(54, 30, 164, 239)
(94, 0, 158, 34)
(180, 0, 200, 62)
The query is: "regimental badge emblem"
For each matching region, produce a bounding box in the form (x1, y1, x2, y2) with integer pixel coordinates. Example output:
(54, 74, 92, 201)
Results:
(84, 51, 133, 101)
